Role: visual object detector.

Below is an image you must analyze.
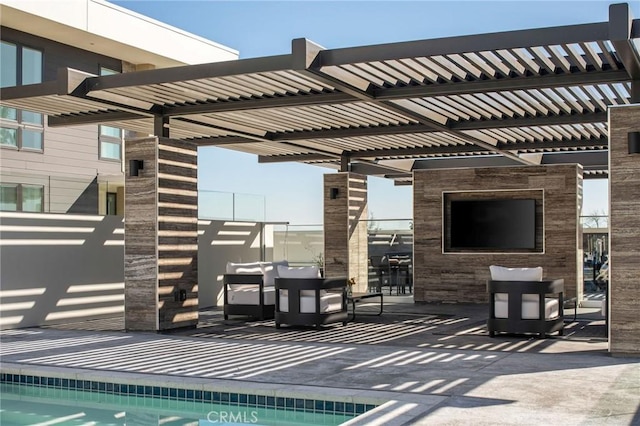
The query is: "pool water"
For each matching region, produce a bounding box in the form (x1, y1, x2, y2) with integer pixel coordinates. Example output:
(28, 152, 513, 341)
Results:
(0, 383, 358, 425)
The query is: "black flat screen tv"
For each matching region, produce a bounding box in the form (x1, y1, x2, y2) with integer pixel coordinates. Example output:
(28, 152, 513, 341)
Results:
(449, 199, 536, 250)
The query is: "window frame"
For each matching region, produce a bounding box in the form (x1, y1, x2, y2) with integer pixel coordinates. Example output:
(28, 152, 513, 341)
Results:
(98, 67, 124, 162)
(0, 40, 44, 152)
(0, 183, 44, 212)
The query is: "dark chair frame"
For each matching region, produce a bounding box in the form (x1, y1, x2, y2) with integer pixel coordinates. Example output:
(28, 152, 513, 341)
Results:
(275, 277, 348, 329)
(223, 274, 275, 320)
(487, 278, 565, 338)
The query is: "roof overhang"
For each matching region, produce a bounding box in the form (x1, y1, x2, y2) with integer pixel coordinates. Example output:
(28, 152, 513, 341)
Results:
(2, 3, 639, 184)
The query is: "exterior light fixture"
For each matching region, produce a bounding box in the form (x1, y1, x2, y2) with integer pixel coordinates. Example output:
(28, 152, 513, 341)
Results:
(330, 187, 339, 199)
(129, 159, 144, 176)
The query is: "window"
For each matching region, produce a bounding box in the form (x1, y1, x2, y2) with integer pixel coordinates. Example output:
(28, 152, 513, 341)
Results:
(0, 41, 43, 151)
(99, 67, 123, 161)
(0, 183, 44, 212)
(106, 192, 117, 215)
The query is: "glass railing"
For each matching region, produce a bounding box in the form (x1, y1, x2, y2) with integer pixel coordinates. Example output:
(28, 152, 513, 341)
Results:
(580, 215, 608, 229)
(198, 190, 265, 221)
(270, 224, 324, 267)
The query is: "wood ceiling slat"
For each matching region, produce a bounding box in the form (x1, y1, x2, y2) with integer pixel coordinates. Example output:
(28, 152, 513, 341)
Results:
(279, 70, 332, 92)
(137, 84, 194, 104)
(398, 58, 440, 83)
(157, 82, 208, 103)
(341, 64, 385, 87)
(596, 41, 619, 70)
(351, 102, 414, 124)
(390, 98, 449, 125)
(582, 85, 607, 111)
(260, 72, 316, 94)
(421, 97, 472, 120)
(170, 81, 218, 102)
(384, 60, 427, 83)
(446, 54, 484, 79)
(368, 61, 413, 85)
(528, 47, 557, 74)
(183, 79, 232, 100)
(225, 74, 282, 96)
(460, 52, 498, 78)
(461, 94, 504, 118)
(485, 92, 527, 117)
(450, 94, 495, 119)
(563, 43, 588, 72)
(547, 45, 572, 73)
(528, 89, 561, 114)
(581, 42, 604, 70)
(431, 55, 469, 80)
(494, 50, 526, 75)
(552, 87, 585, 113)
(414, 57, 454, 81)
(500, 91, 540, 116)
(477, 51, 512, 77)
(511, 48, 542, 75)
(611, 83, 631, 104)
(446, 95, 488, 120)
(567, 86, 596, 112)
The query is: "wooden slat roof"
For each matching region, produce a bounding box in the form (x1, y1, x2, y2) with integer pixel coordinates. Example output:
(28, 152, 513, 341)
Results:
(2, 3, 638, 182)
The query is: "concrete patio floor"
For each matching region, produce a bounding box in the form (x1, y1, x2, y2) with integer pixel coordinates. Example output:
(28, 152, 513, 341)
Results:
(1, 297, 638, 425)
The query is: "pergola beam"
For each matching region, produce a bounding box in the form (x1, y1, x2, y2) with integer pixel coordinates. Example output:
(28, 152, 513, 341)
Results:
(609, 3, 640, 80)
(317, 22, 611, 67)
(373, 70, 630, 100)
(266, 112, 606, 142)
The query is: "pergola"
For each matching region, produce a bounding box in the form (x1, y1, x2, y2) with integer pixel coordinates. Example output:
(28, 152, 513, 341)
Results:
(3, 4, 638, 183)
(2, 3, 639, 355)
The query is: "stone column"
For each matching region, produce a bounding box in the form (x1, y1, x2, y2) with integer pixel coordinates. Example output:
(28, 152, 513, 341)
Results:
(124, 136, 198, 331)
(323, 173, 368, 292)
(608, 104, 640, 356)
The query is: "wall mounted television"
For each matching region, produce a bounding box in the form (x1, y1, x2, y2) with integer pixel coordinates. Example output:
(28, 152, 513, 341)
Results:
(448, 199, 537, 251)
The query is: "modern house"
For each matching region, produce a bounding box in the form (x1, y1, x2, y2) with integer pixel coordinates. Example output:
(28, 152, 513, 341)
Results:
(0, 0, 237, 215)
(1, 0, 639, 358)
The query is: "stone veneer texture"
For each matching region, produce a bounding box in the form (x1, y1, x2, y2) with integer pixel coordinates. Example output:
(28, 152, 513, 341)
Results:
(412, 164, 581, 304)
(324, 173, 368, 291)
(608, 104, 640, 356)
(124, 137, 198, 331)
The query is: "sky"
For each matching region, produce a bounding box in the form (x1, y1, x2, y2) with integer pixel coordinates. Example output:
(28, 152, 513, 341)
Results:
(113, 0, 626, 224)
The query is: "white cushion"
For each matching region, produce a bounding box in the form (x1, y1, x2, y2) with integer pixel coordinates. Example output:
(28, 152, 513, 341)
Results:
(260, 260, 289, 287)
(490, 265, 543, 303)
(489, 265, 543, 281)
(494, 298, 559, 320)
(277, 265, 321, 279)
(226, 260, 289, 287)
(226, 262, 262, 274)
(279, 292, 343, 313)
(228, 286, 275, 305)
(276, 266, 322, 297)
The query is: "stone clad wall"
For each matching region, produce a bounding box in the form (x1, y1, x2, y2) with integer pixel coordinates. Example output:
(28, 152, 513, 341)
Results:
(608, 104, 640, 356)
(157, 138, 198, 329)
(124, 137, 159, 331)
(323, 173, 368, 292)
(412, 165, 581, 304)
(124, 137, 198, 331)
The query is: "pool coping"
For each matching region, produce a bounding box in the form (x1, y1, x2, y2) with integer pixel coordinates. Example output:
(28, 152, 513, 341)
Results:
(1, 362, 444, 425)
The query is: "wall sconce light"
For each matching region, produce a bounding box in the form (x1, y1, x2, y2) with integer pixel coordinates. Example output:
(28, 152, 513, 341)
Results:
(628, 132, 640, 154)
(330, 187, 339, 199)
(129, 159, 144, 177)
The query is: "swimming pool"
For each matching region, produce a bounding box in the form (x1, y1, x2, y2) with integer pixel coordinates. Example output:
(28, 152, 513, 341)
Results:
(0, 373, 375, 425)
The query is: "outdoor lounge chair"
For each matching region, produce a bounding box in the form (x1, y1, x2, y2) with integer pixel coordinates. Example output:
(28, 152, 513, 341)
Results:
(275, 266, 348, 329)
(487, 265, 564, 338)
(223, 260, 288, 320)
